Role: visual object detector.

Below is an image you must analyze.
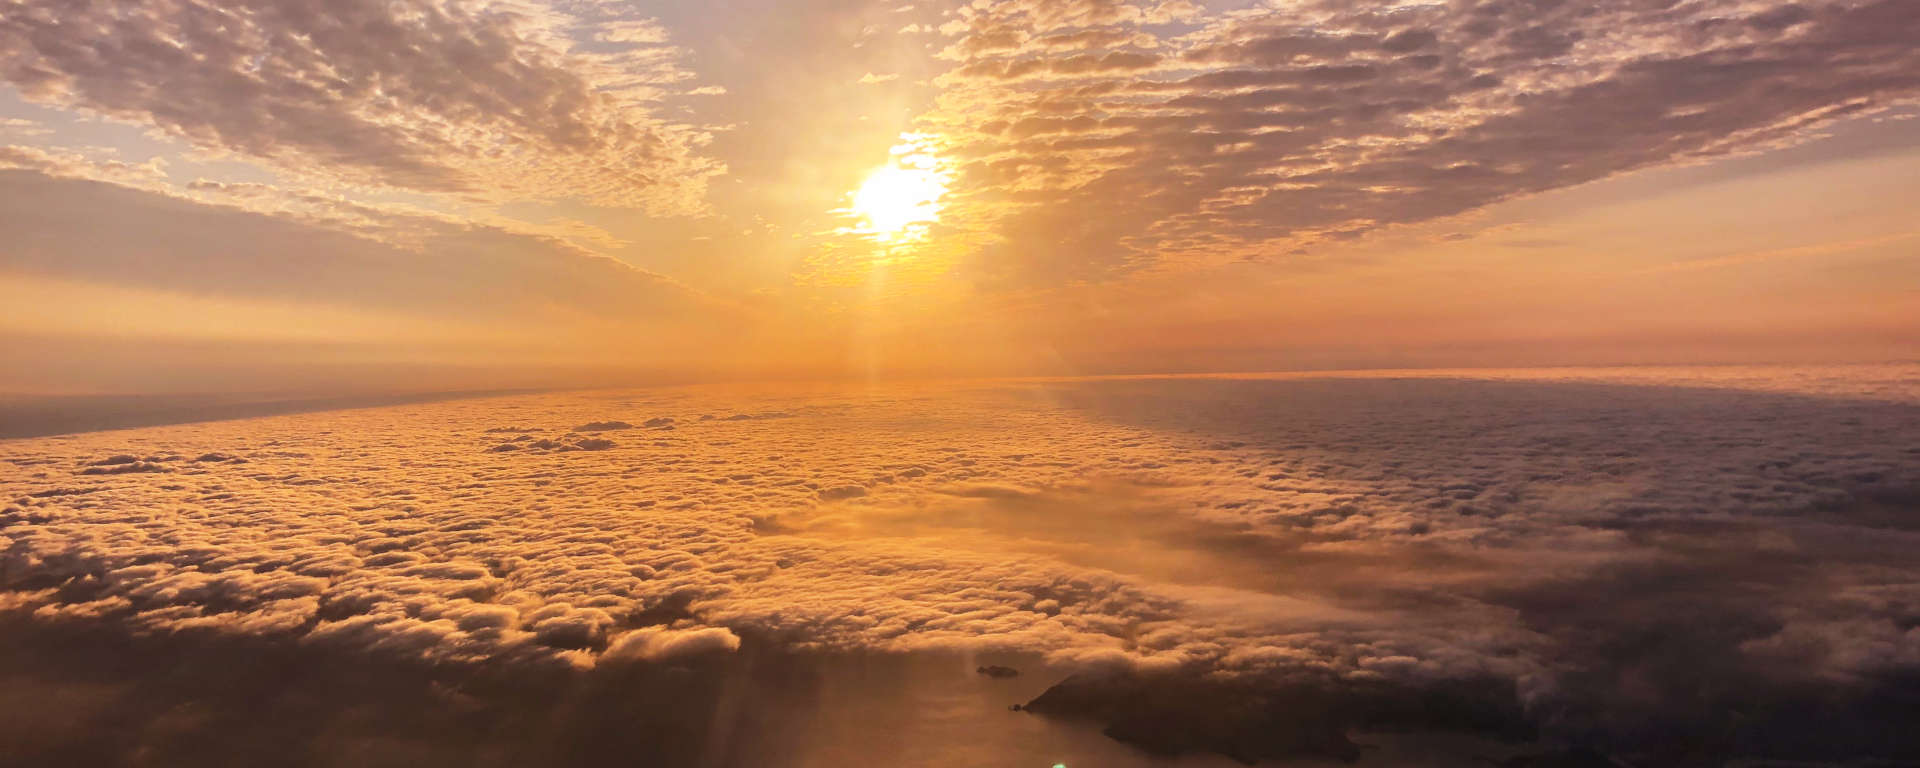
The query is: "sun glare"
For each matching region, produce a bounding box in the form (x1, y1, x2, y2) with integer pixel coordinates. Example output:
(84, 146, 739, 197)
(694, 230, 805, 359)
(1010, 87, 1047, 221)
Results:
(850, 160, 947, 239)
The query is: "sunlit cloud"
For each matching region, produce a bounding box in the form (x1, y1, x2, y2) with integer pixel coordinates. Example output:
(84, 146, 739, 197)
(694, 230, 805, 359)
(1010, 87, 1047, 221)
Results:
(4, 370, 1919, 762)
(0, 0, 724, 213)
(916, 0, 1920, 283)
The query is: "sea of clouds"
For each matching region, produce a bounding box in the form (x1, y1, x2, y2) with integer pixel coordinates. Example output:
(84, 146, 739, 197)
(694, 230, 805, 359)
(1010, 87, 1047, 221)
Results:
(3, 366, 1917, 765)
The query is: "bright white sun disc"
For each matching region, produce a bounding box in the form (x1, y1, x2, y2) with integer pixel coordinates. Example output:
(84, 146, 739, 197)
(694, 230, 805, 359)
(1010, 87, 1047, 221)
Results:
(851, 164, 946, 235)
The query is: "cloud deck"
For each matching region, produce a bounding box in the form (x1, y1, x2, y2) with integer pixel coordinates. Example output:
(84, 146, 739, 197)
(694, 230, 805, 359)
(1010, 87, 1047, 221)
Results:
(3, 367, 1918, 764)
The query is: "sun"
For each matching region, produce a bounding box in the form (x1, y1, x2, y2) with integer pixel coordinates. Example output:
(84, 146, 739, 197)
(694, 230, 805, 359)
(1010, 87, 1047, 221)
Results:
(850, 162, 947, 239)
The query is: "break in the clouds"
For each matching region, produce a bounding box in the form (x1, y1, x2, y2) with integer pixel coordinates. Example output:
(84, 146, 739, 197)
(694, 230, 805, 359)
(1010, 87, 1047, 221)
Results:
(0, 0, 721, 211)
(925, 0, 1920, 279)
(4, 367, 1919, 763)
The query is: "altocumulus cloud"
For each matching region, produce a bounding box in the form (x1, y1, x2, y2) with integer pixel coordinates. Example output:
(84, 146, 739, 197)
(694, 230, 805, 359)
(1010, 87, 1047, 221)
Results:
(3, 368, 1919, 763)
(0, 0, 722, 212)
(921, 0, 1920, 280)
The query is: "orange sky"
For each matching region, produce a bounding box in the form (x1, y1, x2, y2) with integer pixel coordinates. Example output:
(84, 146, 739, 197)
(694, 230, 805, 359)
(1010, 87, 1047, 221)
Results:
(0, 0, 1916, 392)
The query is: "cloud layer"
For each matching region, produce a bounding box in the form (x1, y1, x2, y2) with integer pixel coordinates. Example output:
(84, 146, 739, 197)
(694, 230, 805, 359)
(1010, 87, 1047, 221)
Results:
(921, 0, 1920, 279)
(0, 0, 720, 211)
(3, 367, 1918, 762)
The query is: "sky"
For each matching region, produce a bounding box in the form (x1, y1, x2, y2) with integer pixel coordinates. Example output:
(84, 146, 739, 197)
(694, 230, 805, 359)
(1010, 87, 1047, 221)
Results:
(2, 0, 1918, 392)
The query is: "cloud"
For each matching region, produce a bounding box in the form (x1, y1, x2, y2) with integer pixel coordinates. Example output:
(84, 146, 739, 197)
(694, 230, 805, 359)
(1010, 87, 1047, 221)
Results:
(0, 0, 722, 212)
(0, 117, 47, 137)
(572, 421, 634, 432)
(918, 0, 1920, 283)
(0, 144, 169, 187)
(602, 626, 741, 663)
(597, 18, 672, 45)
